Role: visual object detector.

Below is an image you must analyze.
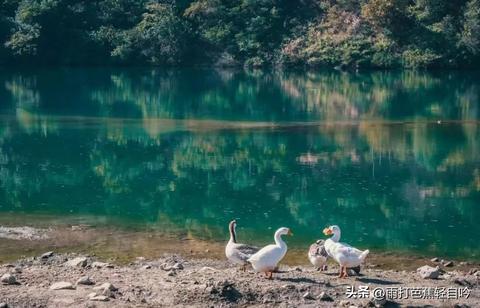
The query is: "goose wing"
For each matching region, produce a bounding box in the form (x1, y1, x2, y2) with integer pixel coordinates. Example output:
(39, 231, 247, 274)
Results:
(235, 243, 259, 256)
(231, 243, 259, 262)
(337, 244, 364, 258)
(308, 242, 328, 258)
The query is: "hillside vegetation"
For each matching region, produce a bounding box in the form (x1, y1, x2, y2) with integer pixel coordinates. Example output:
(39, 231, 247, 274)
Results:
(1, 0, 479, 68)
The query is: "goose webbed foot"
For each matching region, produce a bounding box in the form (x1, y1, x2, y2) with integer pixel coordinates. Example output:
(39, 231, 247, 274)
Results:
(338, 266, 349, 278)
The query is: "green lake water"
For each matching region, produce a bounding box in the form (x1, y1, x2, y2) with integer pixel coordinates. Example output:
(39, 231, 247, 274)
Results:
(0, 68, 479, 260)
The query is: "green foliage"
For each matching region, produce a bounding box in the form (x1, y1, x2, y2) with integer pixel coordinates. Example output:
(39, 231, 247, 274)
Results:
(109, 3, 190, 65)
(401, 48, 441, 68)
(0, 0, 478, 68)
(460, 0, 480, 56)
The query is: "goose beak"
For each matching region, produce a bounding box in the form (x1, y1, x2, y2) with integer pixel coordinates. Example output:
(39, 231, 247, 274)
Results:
(287, 229, 293, 236)
(323, 227, 333, 235)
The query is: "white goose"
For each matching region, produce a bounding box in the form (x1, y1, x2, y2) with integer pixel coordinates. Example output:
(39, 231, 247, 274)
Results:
(308, 239, 328, 271)
(247, 227, 292, 279)
(323, 225, 369, 278)
(225, 220, 259, 270)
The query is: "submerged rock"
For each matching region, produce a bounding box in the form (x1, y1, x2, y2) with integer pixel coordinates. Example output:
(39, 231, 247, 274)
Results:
(50, 282, 75, 290)
(1, 273, 17, 285)
(0, 226, 49, 240)
(417, 265, 440, 279)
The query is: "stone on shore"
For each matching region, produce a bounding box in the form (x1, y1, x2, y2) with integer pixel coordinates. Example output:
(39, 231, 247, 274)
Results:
(41, 251, 54, 259)
(430, 257, 440, 262)
(94, 282, 117, 292)
(92, 261, 113, 268)
(76, 276, 95, 285)
(0, 302, 8, 308)
(65, 257, 87, 267)
(50, 282, 75, 290)
(161, 261, 184, 271)
(319, 291, 334, 301)
(1, 273, 17, 285)
(417, 265, 440, 279)
(371, 295, 387, 307)
(302, 291, 314, 300)
(443, 261, 454, 267)
(88, 292, 109, 302)
(468, 268, 478, 275)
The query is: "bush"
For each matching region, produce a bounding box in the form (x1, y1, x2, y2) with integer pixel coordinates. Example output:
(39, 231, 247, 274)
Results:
(402, 48, 441, 68)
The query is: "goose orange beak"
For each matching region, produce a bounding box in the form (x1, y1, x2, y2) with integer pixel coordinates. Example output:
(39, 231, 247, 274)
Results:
(323, 227, 333, 235)
(287, 229, 293, 236)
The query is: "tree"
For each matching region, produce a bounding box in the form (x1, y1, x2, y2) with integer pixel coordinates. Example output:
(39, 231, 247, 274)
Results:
(460, 0, 480, 55)
(109, 3, 190, 65)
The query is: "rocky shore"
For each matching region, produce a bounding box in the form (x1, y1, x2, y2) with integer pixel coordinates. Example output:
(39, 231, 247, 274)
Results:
(0, 252, 478, 307)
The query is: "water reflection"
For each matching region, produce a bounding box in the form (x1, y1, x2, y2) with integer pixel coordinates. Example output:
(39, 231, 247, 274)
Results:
(0, 68, 479, 259)
(1, 68, 479, 122)
(0, 117, 479, 259)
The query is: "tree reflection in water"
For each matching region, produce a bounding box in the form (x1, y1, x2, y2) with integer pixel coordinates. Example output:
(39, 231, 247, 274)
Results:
(0, 68, 479, 260)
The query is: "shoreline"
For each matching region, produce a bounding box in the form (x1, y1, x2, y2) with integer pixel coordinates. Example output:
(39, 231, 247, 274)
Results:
(1, 224, 479, 272)
(0, 252, 478, 307)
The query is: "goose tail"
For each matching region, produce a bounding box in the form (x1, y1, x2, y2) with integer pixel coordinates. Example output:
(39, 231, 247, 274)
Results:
(359, 249, 370, 261)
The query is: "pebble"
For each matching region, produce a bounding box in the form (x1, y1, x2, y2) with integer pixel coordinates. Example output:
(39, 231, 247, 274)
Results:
(417, 265, 440, 279)
(92, 261, 113, 268)
(443, 261, 454, 267)
(371, 295, 387, 307)
(102, 288, 114, 298)
(50, 281, 75, 290)
(302, 291, 314, 300)
(76, 276, 95, 285)
(454, 277, 474, 287)
(94, 282, 118, 292)
(198, 266, 216, 272)
(1, 273, 17, 285)
(41, 251, 54, 259)
(430, 257, 440, 262)
(468, 268, 478, 275)
(142, 265, 152, 270)
(88, 293, 109, 302)
(319, 291, 334, 301)
(173, 262, 184, 270)
(339, 300, 350, 307)
(65, 257, 88, 267)
(0, 303, 7, 308)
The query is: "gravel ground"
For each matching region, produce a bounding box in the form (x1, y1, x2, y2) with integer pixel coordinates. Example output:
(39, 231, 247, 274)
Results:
(0, 252, 478, 307)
